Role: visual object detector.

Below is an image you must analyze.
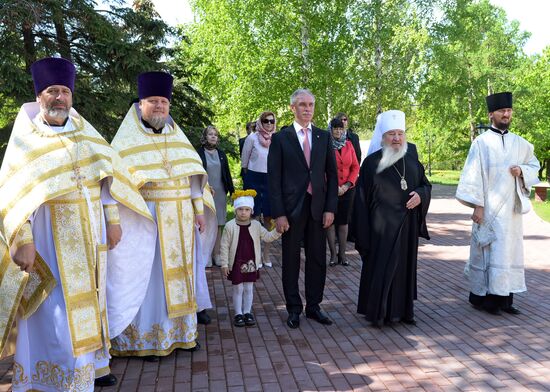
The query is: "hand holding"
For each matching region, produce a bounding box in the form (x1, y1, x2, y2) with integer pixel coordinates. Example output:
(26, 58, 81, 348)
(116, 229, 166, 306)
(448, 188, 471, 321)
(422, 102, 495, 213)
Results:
(510, 165, 522, 177)
(221, 266, 229, 278)
(12, 242, 36, 272)
(472, 206, 484, 224)
(275, 216, 290, 233)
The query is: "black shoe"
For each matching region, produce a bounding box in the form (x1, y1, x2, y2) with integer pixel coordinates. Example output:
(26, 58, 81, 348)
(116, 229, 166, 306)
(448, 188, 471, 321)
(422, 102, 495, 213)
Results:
(329, 260, 337, 267)
(244, 313, 256, 326)
(402, 318, 417, 325)
(338, 255, 349, 266)
(305, 309, 333, 325)
(234, 314, 245, 327)
(143, 355, 159, 362)
(95, 373, 117, 387)
(484, 307, 502, 315)
(179, 341, 201, 352)
(286, 312, 300, 329)
(502, 305, 521, 315)
(197, 309, 211, 325)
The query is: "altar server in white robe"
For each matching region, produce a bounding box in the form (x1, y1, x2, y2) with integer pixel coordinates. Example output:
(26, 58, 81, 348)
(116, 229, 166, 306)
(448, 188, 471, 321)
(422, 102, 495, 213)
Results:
(109, 71, 216, 361)
(0, 57, 154, 391)
(456, 91, 540, 315)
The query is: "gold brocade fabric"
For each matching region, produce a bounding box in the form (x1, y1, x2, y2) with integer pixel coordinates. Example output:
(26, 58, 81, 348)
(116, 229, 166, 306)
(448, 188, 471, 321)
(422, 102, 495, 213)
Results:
(11, 360, 95, 391)
(142, 180, 196, 317)
(111, 104, 217, 319)
(0, 103, 152, 248)
(109, 318, 197, 357)
(111, 104, 215, 211)
(48, 185, 109, 356)
(0, 236, 56, 358)
(0, 103, 153, 358)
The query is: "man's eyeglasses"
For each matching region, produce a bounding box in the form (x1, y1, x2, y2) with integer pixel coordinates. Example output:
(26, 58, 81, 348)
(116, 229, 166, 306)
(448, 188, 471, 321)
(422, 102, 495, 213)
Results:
(341, 118, 348, 121)
(261, 119, 276, 124)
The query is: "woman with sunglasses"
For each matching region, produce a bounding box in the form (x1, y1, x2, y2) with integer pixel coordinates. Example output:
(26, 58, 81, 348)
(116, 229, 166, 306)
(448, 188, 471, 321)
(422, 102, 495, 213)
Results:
(241, 111, 277, 267)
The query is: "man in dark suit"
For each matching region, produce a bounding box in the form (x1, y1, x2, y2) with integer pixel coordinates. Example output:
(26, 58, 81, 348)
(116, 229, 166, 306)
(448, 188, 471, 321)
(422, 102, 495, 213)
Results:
(268, 89, 338, 328)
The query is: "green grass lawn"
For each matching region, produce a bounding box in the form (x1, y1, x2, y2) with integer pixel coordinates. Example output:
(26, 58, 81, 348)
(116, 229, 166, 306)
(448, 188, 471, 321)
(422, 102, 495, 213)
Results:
(426, 171, 549, 223)
(427, 170, 461, 185)
(531, 189, 550, 223)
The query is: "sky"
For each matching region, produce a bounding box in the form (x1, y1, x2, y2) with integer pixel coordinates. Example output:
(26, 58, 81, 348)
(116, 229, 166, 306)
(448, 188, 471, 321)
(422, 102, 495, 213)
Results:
(149, 0, 549, 55)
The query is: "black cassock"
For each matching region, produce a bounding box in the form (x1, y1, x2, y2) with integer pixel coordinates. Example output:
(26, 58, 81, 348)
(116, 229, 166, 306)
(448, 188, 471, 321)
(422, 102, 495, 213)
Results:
(353, 146, 431, 325)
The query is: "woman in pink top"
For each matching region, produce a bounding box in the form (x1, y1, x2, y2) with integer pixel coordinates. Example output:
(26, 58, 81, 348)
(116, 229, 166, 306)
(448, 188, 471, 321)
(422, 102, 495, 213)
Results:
(241, 111, 277, 267)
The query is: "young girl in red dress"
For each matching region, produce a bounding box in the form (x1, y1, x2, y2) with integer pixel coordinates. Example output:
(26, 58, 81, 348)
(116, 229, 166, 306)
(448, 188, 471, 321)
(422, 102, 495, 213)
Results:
(220, 190, 281, 327)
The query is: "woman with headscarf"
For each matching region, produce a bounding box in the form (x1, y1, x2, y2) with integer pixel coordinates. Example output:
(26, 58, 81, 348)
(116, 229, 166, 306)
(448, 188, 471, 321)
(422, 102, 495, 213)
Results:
(241, 111, 277, 267)
(327, 117, 360, 266)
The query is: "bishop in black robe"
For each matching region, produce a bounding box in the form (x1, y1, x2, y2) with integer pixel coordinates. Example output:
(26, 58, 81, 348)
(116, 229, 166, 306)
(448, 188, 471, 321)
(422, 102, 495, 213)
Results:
(353, 141, 431, 326)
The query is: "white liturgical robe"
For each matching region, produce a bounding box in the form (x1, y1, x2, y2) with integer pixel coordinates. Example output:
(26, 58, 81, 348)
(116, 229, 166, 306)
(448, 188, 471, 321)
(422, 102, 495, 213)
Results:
(456, 130, 540, 296)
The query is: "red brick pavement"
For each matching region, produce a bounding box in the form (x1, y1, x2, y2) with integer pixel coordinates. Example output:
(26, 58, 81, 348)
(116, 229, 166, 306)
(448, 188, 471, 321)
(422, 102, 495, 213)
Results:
(1, 184, 550, 391)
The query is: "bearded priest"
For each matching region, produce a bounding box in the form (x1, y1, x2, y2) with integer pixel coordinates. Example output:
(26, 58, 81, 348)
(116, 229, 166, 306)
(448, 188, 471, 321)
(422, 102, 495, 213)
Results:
(353, 110, 431, 327)
(0, 57, 154, 391)
(108, 71, 216, 361)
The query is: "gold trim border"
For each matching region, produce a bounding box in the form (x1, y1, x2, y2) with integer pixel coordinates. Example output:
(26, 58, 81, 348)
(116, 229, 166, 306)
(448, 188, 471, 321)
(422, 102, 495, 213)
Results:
(110, 340, 197, 357)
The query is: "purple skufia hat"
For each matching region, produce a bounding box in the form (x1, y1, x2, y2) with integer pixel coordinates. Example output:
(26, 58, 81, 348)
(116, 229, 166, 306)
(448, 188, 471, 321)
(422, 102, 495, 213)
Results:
(30, 57, 76, 96)
(137, 71, 174, 101)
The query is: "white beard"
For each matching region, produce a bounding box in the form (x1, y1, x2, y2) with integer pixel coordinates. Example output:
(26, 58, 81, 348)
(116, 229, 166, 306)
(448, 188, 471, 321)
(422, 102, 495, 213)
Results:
(377, 143, 408, 173)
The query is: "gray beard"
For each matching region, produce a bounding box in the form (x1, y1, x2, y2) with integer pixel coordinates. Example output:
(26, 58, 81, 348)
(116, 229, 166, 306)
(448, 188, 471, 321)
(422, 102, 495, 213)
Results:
(145, 115, 167, 130)
(43, 108, 69, 122)
(377, 143, 408, 174)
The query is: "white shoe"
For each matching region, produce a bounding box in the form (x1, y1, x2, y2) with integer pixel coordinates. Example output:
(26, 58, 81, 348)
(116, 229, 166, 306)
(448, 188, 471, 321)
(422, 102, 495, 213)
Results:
(264, 261, 273, 268)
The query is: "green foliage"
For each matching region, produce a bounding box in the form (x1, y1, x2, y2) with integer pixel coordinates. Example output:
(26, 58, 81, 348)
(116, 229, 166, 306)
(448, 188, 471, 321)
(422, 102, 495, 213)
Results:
(512, 47, 550, 180)
(415, 0, 529, 168)
(180, 0, 431, 137)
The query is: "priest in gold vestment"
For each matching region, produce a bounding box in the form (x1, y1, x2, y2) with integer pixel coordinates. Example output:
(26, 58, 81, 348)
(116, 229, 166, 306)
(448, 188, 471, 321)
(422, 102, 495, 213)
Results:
(109, 71, 216, 360)
(0, 57, 154, 391)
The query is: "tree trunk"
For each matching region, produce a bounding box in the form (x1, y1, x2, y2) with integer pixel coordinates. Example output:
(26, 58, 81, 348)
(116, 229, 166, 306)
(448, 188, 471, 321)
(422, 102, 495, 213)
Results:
(466, 64, 475, 141)
(22, 20, 36, 74)
(53, 6, 72, 61)
(374, 0, 382, 114)
(299, 0, 310, 86)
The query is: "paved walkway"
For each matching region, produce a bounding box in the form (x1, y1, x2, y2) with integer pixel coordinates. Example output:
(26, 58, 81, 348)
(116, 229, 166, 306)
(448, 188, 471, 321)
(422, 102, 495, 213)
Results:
(1, 185, 550, 391)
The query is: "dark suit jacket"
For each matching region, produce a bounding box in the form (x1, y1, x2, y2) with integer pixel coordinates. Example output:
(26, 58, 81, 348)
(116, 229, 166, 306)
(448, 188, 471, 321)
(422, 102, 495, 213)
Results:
(239, 136, 247, 156)
(197, 146, 235, 195)
(347, 130, 362, 163)
(268, 125, 338, 222)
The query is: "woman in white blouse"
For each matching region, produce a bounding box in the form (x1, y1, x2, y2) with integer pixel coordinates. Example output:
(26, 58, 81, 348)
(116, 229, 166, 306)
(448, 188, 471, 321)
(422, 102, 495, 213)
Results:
(241, 111, 277, 267)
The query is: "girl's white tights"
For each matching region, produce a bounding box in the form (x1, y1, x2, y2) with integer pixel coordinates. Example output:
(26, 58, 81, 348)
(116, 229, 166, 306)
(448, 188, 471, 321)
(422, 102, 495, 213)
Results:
(233, 282, 254, 315)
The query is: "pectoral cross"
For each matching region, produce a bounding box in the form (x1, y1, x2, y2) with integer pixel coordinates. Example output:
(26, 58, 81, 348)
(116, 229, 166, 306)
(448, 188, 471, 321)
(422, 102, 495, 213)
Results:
(71, 166, 86, 190)
(162, 158, 172, 176)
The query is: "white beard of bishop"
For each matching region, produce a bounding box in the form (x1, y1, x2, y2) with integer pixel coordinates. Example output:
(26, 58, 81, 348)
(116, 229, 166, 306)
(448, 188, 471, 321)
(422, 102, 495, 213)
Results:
(377, 142, 408, 174)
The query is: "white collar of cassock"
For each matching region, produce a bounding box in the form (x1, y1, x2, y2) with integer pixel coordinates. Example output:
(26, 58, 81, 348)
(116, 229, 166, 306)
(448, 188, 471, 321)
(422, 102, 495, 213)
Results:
(32, 114, 75, 134)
